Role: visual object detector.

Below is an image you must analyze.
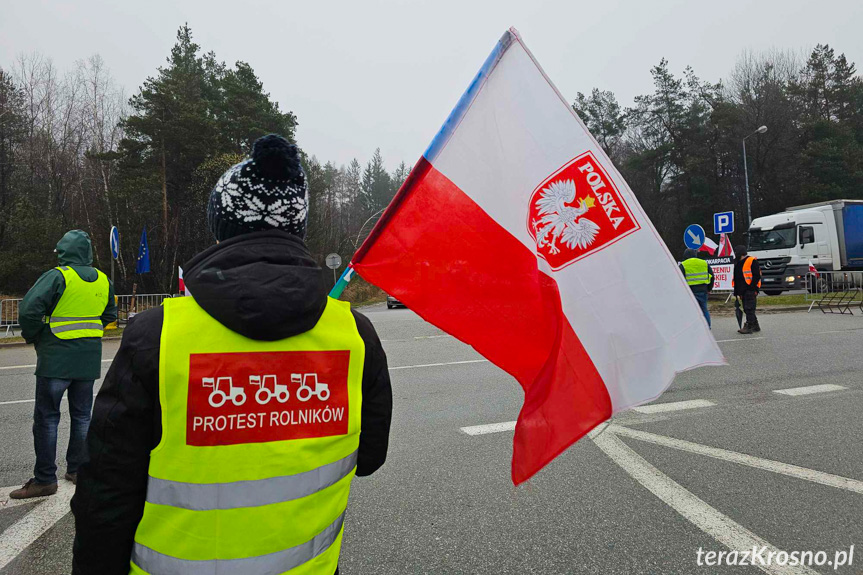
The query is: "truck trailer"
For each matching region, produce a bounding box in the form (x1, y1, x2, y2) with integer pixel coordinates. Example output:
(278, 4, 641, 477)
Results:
(747, 199, 863, 295)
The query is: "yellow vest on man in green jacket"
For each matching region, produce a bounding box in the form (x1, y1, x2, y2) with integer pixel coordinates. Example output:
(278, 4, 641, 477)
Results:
(679, 248, 714, 328)
(681, 258, 711, 288)
(48, 266, 110, 339)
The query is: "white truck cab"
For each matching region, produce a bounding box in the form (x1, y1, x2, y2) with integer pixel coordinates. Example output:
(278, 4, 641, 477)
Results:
(748, 200, 863, 294)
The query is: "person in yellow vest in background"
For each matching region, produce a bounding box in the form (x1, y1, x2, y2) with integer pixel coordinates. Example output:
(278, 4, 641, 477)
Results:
(12, 230, 117, 499)
(733, 245, 762, 334)
(71, 135, 393, 575)
(679, 248, 715, 328)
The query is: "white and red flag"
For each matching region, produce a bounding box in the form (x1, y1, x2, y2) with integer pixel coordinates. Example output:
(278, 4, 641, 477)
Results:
(178, 267, 190, 296)
(808, 261, 820, 277)
(717, 233, 734, 257)
(352, 29, 724, 483)
(699, 236, 718, 255)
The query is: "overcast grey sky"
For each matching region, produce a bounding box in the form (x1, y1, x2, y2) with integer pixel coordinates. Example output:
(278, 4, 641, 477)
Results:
(2, 0, 861, 169)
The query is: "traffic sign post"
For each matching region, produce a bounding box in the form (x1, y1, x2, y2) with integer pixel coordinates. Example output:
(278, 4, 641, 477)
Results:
(109, 226, 119, 284)
(683, 224, 706, 251)
(713, 211, 734, 235)
(325, 253, 342, 286)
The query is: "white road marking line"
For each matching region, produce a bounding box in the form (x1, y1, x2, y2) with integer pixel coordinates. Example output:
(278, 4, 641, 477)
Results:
(0, 399, 36, 406)
(632, 399, 715, 414)
(610, 425, 863, 495)
(0, 358, 113, 371)
(773, 384, 848, 396)
(381, 334, 452, 343)
(715, 337, 765, 343)
(592, 431, 819, 575)
(389, 359, 488, 371)
(460, 421, 516, 435)
(813, 328, 863, 335)
(0, 392, 102, 408)
(0, 481, 76, 571)
(0, 364, 37, 372)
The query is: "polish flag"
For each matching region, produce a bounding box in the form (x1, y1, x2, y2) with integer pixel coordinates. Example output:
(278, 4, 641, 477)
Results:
(352, 29, 724, 483)
(178, 267, 190, 296)
(808, 261, 820, 278)
(699, 236, 718, 255)
(717, 233, 734, 257)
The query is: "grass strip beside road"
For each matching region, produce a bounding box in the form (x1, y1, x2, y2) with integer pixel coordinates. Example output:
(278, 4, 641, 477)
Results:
(708, 293, 814, 313)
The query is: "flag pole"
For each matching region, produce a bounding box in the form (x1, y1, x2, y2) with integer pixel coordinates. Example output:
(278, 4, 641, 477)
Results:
(328, 265, 355, 299)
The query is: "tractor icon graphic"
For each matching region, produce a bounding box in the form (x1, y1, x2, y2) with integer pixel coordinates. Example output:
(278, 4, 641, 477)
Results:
(296, 373, 330, 402)
(250, 375, 290, 405)
(202, 377, 247, 408)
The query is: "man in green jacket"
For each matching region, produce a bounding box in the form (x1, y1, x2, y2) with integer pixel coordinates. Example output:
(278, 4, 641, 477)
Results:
(679, 248, 715, 328)
(11, 230, 117, 499)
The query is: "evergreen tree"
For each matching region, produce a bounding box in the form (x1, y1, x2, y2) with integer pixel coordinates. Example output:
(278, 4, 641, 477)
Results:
(216, 61, 298, 153)
(390, 160, 410, 193)
(573, 89, 626, 160)
(360, 148, 392, 215)
(0, 68, 26, 249)
(115, 24, 300, 290)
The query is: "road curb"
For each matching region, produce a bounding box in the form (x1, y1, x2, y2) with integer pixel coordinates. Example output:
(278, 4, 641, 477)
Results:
(758, 305, 813, 314)
(710, 305, 812, 315)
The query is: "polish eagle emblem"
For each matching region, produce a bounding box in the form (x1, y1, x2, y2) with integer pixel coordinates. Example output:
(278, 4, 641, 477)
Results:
(530, 179, 600, 255)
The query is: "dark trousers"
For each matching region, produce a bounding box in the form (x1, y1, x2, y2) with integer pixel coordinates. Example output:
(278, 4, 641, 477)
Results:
(692, 291, 711, 328)
(33, 377, 95, 484)
(742, 291, 758, 325)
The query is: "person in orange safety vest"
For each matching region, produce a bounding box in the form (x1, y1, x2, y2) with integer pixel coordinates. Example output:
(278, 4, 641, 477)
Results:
(733, 245, 762, 334)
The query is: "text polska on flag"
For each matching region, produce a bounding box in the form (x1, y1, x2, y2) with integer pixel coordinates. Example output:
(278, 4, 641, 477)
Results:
(349, 28, 725, 484)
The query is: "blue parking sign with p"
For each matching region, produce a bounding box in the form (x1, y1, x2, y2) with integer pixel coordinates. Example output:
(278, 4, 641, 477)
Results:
(714, 211, 734, 235)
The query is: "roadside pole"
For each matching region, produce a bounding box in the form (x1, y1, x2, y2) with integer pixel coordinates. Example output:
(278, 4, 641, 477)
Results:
(326, 253, 342, 289)
(109, 225, 119, 284)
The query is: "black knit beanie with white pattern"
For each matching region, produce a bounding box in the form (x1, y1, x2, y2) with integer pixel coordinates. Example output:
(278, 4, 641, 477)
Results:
(207, 134, 309, 242)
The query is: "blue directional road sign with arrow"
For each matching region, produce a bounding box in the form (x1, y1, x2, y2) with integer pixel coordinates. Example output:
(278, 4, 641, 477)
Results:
(110, 226, 119, 259)
(684, 224, 706, 250)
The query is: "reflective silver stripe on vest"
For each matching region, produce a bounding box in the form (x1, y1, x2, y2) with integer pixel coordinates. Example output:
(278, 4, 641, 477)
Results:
(49, 316, 102, 322)
(146, 450, 357, 511)
(132, 511, 344, 575)
(50, 322, 104, 333)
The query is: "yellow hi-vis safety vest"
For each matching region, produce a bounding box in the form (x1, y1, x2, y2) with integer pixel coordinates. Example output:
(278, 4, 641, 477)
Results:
(48, 266, 109, 339)
(130, 296, 365, 575)
(681, 258, 711, 287)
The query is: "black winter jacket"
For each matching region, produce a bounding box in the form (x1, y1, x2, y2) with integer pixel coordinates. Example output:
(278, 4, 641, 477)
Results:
(70, 231, 392, 575)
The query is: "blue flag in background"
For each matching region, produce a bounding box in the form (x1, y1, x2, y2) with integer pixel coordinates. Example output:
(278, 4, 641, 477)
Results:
(136, 228, 151, 274)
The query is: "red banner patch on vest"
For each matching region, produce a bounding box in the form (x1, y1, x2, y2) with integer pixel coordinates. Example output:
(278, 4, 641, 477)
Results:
(186, 350, 350, 446)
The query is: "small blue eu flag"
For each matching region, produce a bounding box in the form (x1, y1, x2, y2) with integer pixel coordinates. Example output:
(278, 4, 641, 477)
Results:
(136, 228, 151, 274)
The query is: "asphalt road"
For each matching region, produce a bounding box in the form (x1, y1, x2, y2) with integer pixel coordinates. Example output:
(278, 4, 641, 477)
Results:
(0, 306, 861, 574)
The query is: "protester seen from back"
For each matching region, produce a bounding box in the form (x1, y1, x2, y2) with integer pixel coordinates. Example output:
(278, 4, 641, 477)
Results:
(12, 230, 117, 500)
(679, 248, 714, 328)
(733, 245, 761, 334)
(71, 134, 393, 575)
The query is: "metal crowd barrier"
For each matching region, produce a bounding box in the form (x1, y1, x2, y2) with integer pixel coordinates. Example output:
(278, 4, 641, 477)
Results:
(805, 271, 863, 314)
(116, 294, 172, 324)
(0, 294, 174, 337)
(1, 298, 22, 337)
